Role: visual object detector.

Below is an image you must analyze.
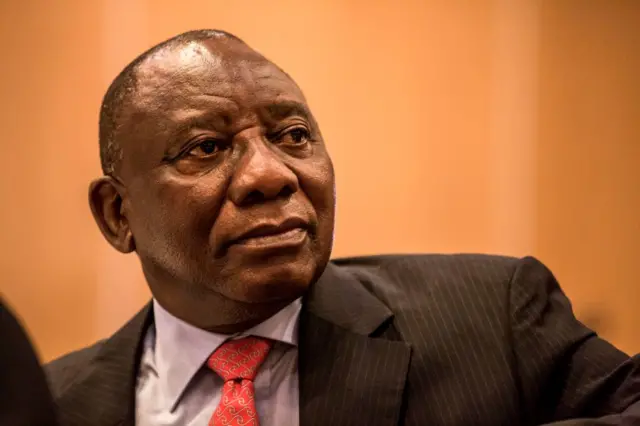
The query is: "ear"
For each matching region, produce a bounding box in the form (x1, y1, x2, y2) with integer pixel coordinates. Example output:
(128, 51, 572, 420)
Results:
(88, 176, 135, 253)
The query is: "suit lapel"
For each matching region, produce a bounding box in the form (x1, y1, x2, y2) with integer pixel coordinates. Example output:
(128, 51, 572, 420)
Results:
(56, 262, 411, 426)
(56, 304, 152, 426)
(299, 263, 412, 426)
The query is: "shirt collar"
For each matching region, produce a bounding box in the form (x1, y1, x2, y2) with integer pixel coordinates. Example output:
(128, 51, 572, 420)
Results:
(150, 297, 301, 410)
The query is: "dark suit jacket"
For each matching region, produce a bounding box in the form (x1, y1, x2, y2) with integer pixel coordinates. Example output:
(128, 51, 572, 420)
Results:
(0, 299, 58, 426)
(45, 255, 640, 425)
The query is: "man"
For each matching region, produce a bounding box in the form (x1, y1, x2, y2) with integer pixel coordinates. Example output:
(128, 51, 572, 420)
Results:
(46, 29, 640, 426)
(0, 299, 58, 426)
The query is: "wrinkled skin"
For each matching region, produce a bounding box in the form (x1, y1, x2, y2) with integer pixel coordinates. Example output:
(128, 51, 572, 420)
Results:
(89, 37, 335, 332)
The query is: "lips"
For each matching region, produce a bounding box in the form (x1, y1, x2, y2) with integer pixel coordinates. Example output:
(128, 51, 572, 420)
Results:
(230, 217, 309, 248)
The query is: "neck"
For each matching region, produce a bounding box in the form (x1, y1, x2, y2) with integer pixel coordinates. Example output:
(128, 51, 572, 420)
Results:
(152, 287, 294, 334)
(141, 260, 303, 333)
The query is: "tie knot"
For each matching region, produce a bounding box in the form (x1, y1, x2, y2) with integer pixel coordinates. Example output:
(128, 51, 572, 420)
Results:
(207, 336, 272, 382)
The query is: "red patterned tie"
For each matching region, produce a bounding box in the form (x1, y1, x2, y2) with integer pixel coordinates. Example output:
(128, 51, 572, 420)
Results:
(207, 336, 273, 426)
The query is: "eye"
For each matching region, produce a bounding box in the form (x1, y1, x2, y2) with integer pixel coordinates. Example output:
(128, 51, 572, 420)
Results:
(187, 139, 225, 157)
(278, 127, 310, 146)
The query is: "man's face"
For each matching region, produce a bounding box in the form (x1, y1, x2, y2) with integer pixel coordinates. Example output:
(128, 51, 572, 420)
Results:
(114, 39, 335, 319)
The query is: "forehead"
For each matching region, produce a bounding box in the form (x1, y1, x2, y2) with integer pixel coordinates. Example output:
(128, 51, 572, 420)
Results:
(131, 40, 305, 113)
(115, 39, 311, 177)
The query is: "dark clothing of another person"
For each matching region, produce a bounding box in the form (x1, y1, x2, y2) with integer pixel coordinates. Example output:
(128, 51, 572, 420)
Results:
(0, 299, 58, 426)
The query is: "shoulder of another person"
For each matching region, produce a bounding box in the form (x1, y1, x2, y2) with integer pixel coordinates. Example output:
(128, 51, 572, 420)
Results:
(44, 340, 105, 397)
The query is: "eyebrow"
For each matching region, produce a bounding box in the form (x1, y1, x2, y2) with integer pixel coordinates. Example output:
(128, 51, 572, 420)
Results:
(175, 112, 227, 133)
(164, 100, 312, 152)
(263, 101, 312, 122)
(167, 110, 230, 141)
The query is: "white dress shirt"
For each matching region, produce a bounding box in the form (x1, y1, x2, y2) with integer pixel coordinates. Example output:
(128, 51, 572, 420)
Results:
(136, 299, 301, 426)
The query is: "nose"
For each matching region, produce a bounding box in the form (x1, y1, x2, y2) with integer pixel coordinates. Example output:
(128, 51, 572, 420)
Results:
(228, 139, 299, 206)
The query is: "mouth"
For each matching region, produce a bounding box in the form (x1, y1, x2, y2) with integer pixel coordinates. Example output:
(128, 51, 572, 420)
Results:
(230, 217, 309, 250)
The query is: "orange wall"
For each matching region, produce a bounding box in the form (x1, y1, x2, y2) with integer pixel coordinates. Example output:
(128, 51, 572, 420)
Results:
(536, 1, 640, 353)
(0, 0, 638, 361)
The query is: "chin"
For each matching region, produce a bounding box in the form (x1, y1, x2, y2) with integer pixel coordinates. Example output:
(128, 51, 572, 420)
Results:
(221, 255, 318, 304)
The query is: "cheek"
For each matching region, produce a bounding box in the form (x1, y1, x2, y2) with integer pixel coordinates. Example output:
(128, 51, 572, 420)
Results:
(129, 173, 229, 249)
(297, 155, 336, 229)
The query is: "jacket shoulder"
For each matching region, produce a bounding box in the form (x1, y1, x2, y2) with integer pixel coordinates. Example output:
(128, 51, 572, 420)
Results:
(329, 253, 531, 318)
(44, 341, 105, 398)
(331, 253, 521, 287)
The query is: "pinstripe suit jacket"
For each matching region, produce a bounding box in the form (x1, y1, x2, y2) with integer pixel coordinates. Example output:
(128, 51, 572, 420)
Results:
(46, 254, 640, 426)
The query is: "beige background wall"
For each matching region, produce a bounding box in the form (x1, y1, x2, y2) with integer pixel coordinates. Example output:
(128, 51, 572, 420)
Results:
(0, 0, 638, 361)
